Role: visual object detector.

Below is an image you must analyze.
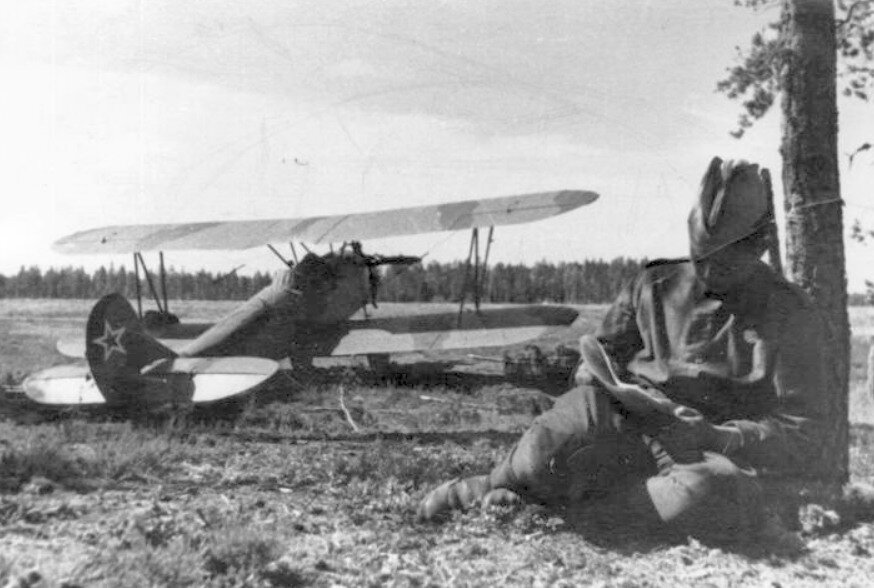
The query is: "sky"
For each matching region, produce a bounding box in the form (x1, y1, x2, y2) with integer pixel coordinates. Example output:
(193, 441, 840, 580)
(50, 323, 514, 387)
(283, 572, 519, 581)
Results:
(1, 0, 872, 289)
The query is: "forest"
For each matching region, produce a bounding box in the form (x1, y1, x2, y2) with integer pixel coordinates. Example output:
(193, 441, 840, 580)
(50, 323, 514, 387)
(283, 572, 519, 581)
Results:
(0, 258, 645, 304)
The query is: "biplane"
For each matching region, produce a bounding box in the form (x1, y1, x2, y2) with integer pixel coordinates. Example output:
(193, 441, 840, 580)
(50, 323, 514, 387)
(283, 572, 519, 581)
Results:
(23, 189, 598, 410)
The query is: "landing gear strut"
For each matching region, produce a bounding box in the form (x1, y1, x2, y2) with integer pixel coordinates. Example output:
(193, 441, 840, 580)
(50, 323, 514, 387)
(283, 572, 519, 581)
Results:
(456, 226, 494, 326)
(366, 353, 391, 375)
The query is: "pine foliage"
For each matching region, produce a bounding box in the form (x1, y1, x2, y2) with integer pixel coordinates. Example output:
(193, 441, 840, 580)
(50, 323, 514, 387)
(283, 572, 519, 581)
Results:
(0, 258, 644, 304)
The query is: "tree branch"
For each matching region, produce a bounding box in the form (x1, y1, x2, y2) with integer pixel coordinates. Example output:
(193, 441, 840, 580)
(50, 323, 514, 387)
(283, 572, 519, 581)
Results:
(338, 385, 361, 432)
(838, 0, 874, 28)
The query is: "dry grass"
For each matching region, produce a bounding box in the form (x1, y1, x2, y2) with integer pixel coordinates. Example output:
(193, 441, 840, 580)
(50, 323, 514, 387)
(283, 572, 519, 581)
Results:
(0, 421, 207, 492)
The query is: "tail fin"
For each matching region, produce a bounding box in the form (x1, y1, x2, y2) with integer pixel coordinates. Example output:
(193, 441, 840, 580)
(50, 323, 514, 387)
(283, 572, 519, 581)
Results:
(85, 294, 278, 409)
(85, 293, 176, 406)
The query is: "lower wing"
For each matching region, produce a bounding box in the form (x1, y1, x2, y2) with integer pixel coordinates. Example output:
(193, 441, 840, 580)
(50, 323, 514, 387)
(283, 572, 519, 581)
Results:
(331, 305, 579, 356)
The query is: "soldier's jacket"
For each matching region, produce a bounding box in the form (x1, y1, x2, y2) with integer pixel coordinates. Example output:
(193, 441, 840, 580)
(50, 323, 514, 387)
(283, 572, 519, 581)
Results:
(595, 258, 827, 472)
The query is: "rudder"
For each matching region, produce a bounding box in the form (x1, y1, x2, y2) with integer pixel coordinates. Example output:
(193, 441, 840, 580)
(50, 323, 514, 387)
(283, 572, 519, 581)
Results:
(85, 293, 177, 406)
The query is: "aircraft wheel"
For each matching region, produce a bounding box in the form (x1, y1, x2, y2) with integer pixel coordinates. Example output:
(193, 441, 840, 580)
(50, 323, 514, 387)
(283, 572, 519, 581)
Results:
(367, 353, 391, 374)
(288, 350, 314, 372)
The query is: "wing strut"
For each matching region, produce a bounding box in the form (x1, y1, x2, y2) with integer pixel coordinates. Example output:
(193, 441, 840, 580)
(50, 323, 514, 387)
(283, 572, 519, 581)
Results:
(132, 252, 178, 325)
(133, 252, 143, 319)
(267, 244, 294, 268)
(136, 252, 166, 315)
(456, 226, 495, 326)
(159, 252, 169, 316)
(481, 225, 495, 298)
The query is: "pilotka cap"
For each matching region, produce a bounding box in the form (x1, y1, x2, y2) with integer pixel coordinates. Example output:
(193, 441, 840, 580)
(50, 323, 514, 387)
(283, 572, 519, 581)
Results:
(688, 156, 770, 259)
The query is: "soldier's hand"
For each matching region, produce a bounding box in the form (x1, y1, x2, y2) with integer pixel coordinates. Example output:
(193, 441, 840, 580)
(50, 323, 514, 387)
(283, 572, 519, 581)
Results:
(654, 406, 713, 461)
(708, 424, 744, 455)
(573, 363, 596, 386)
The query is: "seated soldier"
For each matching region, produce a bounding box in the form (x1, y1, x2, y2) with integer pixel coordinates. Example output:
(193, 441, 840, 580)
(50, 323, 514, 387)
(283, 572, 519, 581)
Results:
(417, 157, 826, 539)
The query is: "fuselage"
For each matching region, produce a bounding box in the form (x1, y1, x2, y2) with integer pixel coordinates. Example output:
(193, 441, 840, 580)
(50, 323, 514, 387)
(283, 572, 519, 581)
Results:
(176, 251, 372, 362)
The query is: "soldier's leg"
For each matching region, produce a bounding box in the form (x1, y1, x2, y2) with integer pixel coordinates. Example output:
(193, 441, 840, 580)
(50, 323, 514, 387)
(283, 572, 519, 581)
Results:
(570, 445, 765, 540)
(487, 383, 652, 501)
(417, 384, 651, 521)
(641, 449, 764, 540)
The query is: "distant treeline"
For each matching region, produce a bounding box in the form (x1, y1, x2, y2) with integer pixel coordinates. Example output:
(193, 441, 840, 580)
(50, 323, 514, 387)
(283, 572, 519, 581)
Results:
(380, 259, 645, 304)
(0, 258, 645, 304)
(0, 266, 275, 301)
(3, 261, 870, 305)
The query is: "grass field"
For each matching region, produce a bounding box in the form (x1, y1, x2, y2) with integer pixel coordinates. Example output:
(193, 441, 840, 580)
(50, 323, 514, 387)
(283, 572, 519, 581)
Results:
(2, 298, 874, 586)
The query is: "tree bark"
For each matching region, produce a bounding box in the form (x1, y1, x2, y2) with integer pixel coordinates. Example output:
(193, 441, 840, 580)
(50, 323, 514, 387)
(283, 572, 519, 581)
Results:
(780, 0, 849, 483)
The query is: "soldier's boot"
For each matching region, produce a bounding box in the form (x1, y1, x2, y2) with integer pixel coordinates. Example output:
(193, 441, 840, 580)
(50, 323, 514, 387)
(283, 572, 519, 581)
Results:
(417, 475, 492, 522)
(417, 476, 525, 522)
(482, 487, 524, 510)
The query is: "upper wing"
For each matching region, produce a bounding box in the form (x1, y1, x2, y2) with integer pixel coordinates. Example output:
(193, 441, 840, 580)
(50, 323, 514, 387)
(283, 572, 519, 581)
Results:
(53, 189, 597, 254)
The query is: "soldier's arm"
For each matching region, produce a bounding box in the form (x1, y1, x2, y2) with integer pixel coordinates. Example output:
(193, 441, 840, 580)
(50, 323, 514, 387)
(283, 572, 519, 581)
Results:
(575, 276, 644, 386)
(710, 304, 826, 470)
(593, 276, 644, 368)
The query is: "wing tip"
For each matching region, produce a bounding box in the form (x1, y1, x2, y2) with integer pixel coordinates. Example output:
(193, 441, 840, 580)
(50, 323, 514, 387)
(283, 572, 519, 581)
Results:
(558, 189, 599, 204)
(543, 189, 598, 215)
(51, 228, 112, 255)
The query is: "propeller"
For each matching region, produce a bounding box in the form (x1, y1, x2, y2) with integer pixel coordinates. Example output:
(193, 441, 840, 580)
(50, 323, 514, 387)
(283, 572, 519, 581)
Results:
(363, 254, 422, 267)
(337, 241, 422, 309)
(337, 240, 421, 267)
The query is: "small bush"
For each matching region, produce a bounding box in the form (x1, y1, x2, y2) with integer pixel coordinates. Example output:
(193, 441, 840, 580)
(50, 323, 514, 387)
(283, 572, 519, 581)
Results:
(314, 440, 501, 489)
(94, 434, 182, 482)
(0, 554, 12, 586)
(203, 525, 282, 578)
(73, 505, 284, 586)
(0, 422, 199, 491)
(2, 370, 26, 386)
(75, 535, 206, 587)
(0, 436, 86, 492)
(240, 401, 313, 432)
(840, 482, 874, 523)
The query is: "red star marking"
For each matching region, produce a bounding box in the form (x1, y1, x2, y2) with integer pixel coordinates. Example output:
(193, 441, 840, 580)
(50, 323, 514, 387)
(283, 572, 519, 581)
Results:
(93, 320, 127, 361)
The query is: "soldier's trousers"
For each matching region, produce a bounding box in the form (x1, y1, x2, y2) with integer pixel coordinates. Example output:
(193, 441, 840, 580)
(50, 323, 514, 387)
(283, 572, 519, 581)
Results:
(488, 384, 764, 538)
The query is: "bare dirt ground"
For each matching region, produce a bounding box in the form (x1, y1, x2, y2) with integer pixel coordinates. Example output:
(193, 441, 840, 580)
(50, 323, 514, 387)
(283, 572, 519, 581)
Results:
(2, 300, 874, 587)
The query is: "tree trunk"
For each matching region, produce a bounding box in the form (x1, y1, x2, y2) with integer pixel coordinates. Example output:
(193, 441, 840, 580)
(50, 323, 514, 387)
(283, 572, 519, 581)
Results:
(780, 0, 849, 483)
(867, 337, 874, 400)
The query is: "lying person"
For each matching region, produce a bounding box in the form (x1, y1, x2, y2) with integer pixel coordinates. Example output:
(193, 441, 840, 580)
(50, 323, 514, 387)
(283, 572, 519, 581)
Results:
(417, 157, 826, 540)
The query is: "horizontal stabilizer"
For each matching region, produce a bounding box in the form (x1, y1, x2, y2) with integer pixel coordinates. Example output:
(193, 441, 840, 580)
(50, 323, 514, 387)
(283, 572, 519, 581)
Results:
(141, 356, 279, 403)
(23, 356, 278, 408)
(22, 365, 105, 406)
(53, 190, 598, 254)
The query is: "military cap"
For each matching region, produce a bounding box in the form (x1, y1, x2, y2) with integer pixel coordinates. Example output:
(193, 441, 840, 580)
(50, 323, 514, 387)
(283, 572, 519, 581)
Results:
(688, 156, 771, 258)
